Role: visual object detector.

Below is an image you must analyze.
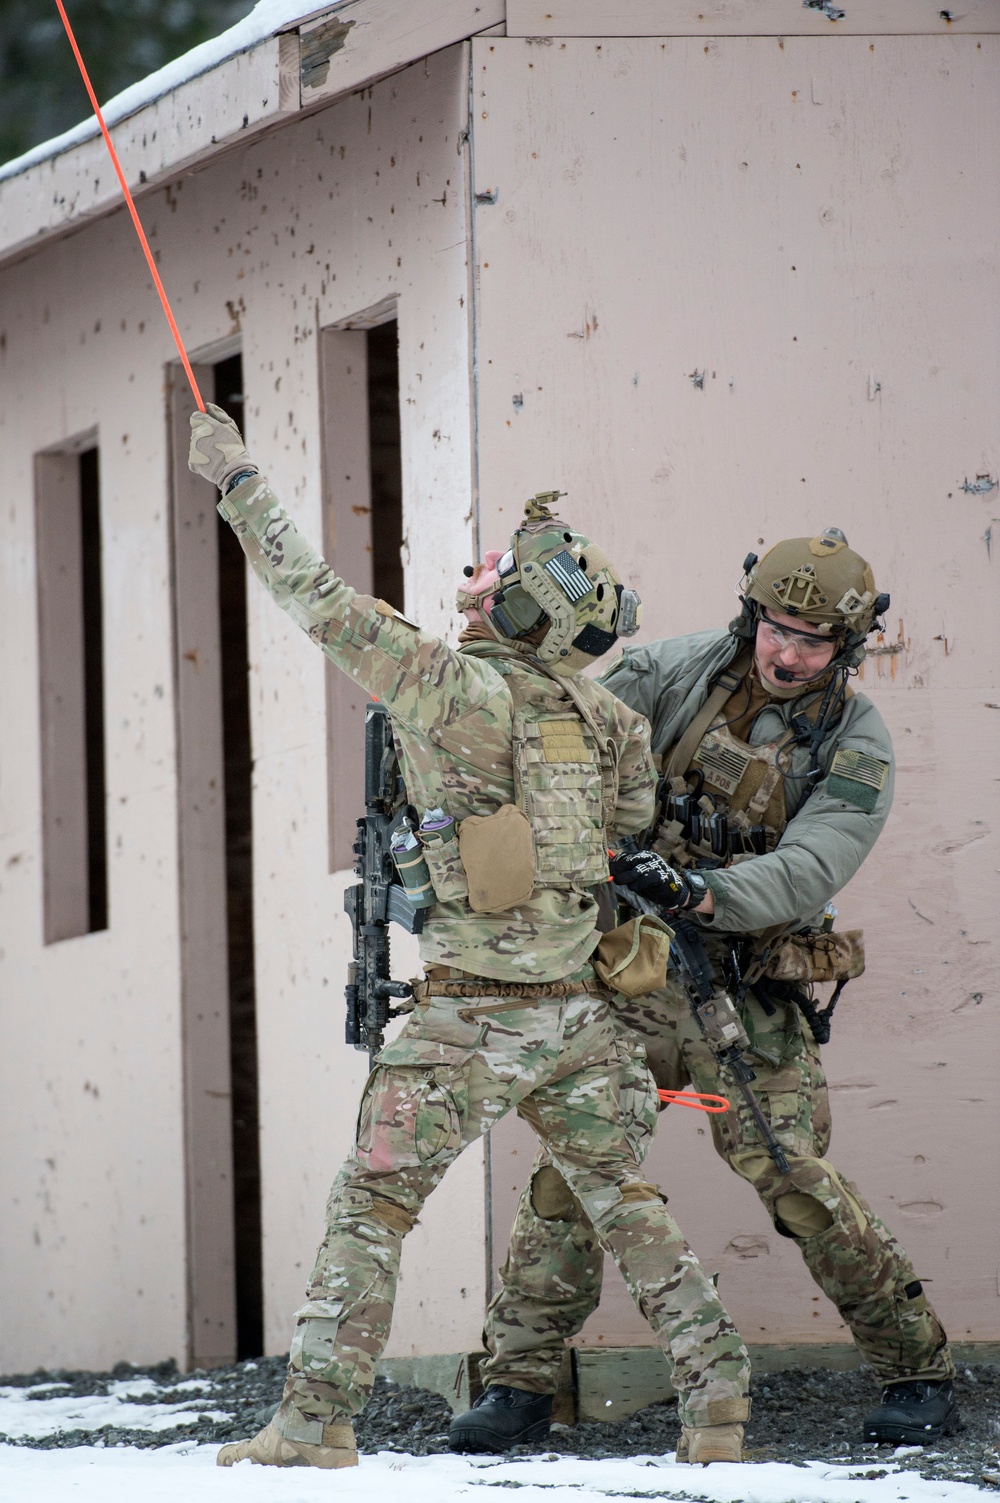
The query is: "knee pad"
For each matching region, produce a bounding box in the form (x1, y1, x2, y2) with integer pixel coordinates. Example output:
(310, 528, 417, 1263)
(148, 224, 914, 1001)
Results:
(774, 1190, 835, 1239)
(771, 1160, 868, 1241)
(530, 1166, 579, 1222)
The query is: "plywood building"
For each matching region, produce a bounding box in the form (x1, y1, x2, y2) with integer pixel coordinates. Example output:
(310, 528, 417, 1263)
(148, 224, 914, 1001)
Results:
(0, 1, 997, 1410)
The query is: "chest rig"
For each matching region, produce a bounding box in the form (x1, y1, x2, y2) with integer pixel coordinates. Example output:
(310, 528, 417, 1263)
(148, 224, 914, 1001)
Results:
(508, 662, 618, 889)
(652, 652, 820, 871)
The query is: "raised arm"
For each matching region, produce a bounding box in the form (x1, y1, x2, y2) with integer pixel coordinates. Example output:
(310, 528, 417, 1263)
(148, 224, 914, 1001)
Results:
(189, 405, 499, 726)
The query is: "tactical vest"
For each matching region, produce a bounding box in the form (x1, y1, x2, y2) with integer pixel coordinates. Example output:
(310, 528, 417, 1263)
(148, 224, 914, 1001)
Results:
(653, 664, 841, 870)
(509, 664, 616, 889)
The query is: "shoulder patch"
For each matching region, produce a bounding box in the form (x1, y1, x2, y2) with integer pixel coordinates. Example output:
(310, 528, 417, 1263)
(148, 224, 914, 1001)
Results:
(827, 747, 889, 812)
(374, 598, 420, 629)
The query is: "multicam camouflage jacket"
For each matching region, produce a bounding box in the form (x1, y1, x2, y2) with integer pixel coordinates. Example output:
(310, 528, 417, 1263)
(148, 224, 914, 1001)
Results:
(601, 630, 895, 936)
(218, 475, 655, 981)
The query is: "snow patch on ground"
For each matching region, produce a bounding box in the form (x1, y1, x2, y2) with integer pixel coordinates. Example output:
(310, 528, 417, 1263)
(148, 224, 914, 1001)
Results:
(1, 1375, 997, 1501)
(0, 1378, 231, 1439)
(0, 0, 313, 183)
(1, 1442, 997, 1503)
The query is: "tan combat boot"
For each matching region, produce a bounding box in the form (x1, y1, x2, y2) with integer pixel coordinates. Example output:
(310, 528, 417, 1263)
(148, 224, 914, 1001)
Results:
(677, 1421, 743, 1464)
(217, 1418, 358, 1468)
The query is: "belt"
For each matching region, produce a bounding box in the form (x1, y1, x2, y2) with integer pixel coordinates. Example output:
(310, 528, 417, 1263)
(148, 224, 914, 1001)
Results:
(414, 965, 606, 1001)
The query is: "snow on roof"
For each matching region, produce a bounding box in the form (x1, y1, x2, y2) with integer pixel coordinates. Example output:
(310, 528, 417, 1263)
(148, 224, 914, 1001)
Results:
(0, 0, 320, 185)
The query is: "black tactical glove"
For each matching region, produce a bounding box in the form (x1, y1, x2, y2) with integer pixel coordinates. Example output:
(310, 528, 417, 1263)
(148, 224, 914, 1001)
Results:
(608, 850, 707, 914)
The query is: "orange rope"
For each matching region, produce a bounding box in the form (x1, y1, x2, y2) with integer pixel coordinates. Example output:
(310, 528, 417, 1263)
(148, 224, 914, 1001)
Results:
(658, 1089, 730, 1114)
(54, 0, 205, 411)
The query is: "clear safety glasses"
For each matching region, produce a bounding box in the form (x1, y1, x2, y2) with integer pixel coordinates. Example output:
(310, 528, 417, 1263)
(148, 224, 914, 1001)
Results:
(758, 614, 838, 664)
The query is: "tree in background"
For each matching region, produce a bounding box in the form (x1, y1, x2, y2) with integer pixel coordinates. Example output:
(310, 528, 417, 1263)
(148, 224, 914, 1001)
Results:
(0, 0, 257, 166)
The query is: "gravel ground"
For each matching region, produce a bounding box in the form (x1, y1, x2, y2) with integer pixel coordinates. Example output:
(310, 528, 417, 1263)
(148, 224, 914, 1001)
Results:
(2, 1356, 998, 1488)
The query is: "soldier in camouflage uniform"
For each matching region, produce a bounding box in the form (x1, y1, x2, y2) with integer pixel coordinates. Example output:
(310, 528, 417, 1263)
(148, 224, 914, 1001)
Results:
(454, 532, 959, 1453)
(187, 405, 751, 1471)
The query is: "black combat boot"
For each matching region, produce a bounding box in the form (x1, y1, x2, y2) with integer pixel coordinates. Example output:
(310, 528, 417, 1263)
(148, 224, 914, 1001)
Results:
(448, 1385, 553, 1453)
(863, 1379, 960, 1445)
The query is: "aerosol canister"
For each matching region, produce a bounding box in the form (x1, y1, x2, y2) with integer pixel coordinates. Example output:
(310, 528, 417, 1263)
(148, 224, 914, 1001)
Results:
(390, 820, 436, 908)
(418, 808, 457, 845)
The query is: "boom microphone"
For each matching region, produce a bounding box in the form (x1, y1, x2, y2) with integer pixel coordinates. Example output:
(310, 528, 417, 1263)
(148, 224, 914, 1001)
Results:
(772, 666, 797, 683)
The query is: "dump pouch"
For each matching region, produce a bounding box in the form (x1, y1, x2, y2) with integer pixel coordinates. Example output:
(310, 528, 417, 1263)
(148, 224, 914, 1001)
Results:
(593, 913, 674, 998)
(764, 929, 865, 984)
(458, 803, 536, 914)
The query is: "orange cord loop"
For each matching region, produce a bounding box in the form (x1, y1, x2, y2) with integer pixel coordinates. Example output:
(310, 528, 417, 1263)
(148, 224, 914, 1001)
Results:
(658, 1089, 730, 1114)
(55, 0, 205, 411)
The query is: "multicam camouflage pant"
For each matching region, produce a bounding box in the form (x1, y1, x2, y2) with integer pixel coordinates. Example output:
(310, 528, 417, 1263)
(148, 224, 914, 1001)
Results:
(272, 983, 750, 1445)
(481, 980, 953, 1395)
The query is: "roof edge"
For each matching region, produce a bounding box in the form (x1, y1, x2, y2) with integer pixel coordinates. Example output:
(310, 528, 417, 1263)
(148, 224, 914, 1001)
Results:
(0, 0, 505, 271)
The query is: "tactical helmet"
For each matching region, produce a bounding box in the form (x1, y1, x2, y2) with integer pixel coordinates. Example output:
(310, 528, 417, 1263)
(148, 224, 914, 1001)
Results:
(458, 491, 642, 674)
(734, 528, 889, 668)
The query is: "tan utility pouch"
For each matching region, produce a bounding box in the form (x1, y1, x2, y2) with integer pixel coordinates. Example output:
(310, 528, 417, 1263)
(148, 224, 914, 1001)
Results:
(593, 913, 674, 998)
(765, 930, 865, 985)
(459, 804, 536, 914)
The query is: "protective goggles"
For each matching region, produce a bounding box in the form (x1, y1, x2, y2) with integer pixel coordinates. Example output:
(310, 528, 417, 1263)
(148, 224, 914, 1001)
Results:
(757, 613, 839, 662)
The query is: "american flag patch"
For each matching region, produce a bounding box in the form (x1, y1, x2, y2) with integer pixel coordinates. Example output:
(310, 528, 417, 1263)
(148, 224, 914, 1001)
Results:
(827, 747, 890, 812)
(543, 550, 592, 602)
(830, 748, 889, 792)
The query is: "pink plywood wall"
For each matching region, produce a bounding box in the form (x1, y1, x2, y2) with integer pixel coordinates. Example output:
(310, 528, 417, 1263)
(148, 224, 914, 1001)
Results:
(473, 33, 1000, 1350)
(0, 20, 997, 1377)
(0, 45, 484, 1373)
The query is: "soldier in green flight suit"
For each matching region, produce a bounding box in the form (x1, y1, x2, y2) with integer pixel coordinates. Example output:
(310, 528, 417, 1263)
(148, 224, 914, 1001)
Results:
(450, 532, 959, 1454)
(187, 403, 752, 1471)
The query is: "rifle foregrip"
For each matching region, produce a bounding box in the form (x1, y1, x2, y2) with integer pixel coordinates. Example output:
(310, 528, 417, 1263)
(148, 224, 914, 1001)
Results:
(345, 963, 361, 1046)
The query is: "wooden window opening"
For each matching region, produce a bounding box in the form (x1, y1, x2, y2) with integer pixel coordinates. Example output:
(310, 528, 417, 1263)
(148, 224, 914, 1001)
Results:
(320, 314, 405, 873)
(36, 438, 108, 944)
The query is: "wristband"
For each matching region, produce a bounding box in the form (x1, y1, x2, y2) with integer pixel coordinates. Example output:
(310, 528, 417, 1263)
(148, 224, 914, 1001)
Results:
(223, 467, 259, 496)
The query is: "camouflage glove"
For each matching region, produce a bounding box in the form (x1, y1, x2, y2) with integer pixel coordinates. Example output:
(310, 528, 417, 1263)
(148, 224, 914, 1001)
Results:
(609, 850, 705, 914)
(188, 403, 259, 491)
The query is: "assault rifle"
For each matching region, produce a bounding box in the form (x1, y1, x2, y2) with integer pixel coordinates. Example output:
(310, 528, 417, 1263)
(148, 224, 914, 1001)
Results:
(344, 701, 425, 1061)
(613, 869, 790, 1177)
(668, 917, 790, 1176)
